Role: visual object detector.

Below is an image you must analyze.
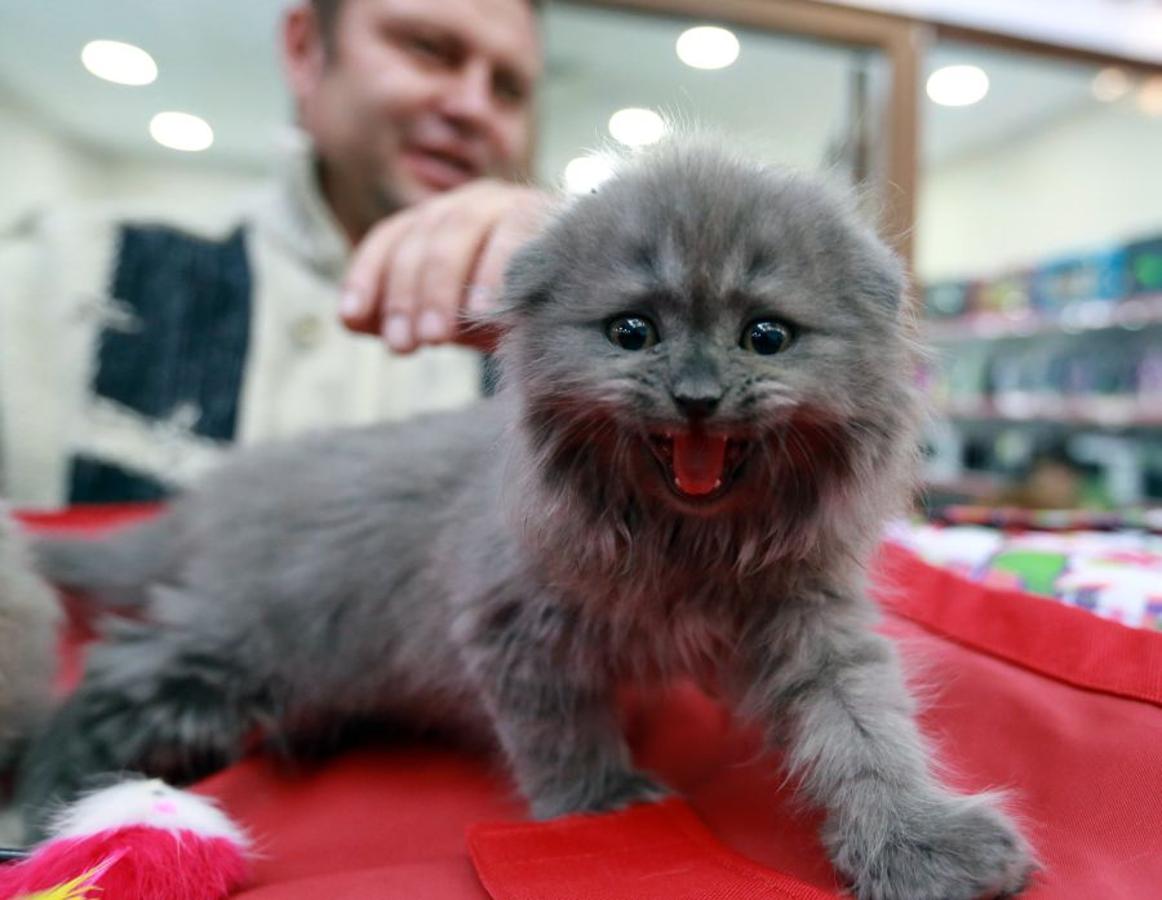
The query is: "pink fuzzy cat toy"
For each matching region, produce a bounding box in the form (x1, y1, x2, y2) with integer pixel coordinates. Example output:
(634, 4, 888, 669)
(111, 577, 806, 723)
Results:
(0, 779, 249, 899)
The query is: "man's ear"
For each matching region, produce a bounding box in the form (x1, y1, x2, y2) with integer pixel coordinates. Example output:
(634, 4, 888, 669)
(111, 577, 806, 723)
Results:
(281, 4, 327, 120)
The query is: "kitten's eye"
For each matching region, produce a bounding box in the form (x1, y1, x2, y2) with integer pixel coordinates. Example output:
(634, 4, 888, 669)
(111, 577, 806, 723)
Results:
(741, 320, 792, 355)
(607, 316, 658, 351)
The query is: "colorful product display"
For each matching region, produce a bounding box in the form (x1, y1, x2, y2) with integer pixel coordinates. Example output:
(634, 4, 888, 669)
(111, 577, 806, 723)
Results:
(933, 329, 1161, 422)
(1127, 235, 1162, 296)
(922, 280, 973, 319)
(923, 226, 1162, 509)
(925, 229, 1161, 323)
(1030, 244, 1128, 311)
(886, 520, 1162, 630)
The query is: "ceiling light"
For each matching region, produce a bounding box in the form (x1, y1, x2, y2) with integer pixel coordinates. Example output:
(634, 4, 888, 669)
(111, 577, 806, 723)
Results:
(676, 26, 740, 70)
(608, 108, 667, 148)
(564, 155, 615, 195)
(1137, 76, 1162, 116)
(1092, 67, 1131, 102)
(149, 112, 214, 152)
(926, 65, 989, 107)
(81, 39, 157, 86)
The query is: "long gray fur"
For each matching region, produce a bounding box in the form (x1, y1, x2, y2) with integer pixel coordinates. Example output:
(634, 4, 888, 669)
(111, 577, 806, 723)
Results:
(19, 142, 1032, 898)
(0, 507, 60, 773)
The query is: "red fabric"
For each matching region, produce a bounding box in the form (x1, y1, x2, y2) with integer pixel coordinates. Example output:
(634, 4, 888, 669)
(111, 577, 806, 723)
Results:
(15, 507, 1162, 899)
(0, 827, 248, 900)
(468, 799, 837, 900)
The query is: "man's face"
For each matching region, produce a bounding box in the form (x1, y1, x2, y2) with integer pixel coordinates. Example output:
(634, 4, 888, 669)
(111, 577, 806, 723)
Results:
(295, 0, 541, 217)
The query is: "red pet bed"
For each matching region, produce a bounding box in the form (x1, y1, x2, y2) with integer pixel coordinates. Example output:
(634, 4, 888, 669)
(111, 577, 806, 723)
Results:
(16, 506, 1162, 899)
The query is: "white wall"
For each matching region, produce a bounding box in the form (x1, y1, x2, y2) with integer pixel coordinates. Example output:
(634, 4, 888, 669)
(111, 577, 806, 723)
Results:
(0, 99, 93, 231)
(95, 158, 267, 232)
(917, 100, 1162, 281)
(0, 99, 268, 236)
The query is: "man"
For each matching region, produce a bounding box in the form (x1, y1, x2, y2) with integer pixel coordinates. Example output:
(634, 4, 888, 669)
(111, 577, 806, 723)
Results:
(0, 0, 550, 508)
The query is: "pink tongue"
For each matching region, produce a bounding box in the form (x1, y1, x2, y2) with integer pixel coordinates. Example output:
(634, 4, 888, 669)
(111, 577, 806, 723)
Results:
(671, 433, 729, 496)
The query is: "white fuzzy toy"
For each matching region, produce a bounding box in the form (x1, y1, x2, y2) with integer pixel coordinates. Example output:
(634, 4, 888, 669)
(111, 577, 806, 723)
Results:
(0, 778, 250, 899)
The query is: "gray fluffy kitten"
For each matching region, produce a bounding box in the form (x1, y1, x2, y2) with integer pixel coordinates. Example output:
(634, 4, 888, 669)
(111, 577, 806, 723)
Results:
(0, 506, 60, 775)
(22, 143, 1032, 898)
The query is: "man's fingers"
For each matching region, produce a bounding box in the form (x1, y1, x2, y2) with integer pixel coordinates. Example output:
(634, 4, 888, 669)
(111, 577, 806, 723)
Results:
(470, 221, 523, 307)
(414, 210, 497, 349)
(382, 224, 430, 353)
(454, 217, 536, 352)
(340, 182, 557, 355)
(341, 216, 408, 335)
(467, 193, 554, 315)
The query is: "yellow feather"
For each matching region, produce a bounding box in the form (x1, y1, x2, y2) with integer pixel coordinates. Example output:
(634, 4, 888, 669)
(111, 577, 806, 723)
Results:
(14, 870, 100, 900)
(15, 849, 128, 900)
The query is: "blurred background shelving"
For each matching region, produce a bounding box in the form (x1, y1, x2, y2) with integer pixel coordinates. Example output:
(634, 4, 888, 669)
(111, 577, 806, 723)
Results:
(921, 232, 1162, 511)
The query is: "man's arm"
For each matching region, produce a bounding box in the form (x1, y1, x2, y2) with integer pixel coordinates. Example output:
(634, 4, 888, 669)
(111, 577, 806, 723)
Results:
(339, 180, 556, 354)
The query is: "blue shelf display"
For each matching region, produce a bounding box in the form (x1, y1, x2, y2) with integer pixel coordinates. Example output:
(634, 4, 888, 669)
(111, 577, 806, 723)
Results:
(921, 230, 1162, 507)
(923, 230, 1162, 328)
(1030, 245, 1128, 311)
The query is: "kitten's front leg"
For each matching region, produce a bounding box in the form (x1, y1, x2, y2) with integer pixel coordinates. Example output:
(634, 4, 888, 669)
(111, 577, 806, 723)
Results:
(736, 597, 1033, 900)
(462, 600, 666, 819)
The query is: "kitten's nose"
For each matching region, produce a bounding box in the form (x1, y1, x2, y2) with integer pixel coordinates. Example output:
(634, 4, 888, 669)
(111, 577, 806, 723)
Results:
(671, 386, 722, 420)
(672, 356, 723, 420)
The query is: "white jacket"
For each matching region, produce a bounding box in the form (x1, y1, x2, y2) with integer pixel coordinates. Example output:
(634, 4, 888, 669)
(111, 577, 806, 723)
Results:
(0, 152, 482, 508)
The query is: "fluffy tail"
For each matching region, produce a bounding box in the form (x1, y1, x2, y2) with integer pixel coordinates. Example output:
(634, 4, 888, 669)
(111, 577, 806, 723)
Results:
(32, 515, 176, 609)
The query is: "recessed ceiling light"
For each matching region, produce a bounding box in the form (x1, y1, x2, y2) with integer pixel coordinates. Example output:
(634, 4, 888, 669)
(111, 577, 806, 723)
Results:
(926, 65, 989, 107)
(1138, 76, 1162, 116)
(1092, 67, 1131, 102)
(564, 155, 615, 194)
(676, 26, 740, 70)
(81, 39, 157, 86)
(608, 108, 667, 147)
(150, 111, 214, 152)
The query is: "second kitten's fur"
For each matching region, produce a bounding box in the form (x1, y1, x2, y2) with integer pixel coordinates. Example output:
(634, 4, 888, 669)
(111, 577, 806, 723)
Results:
(23, 144, 1032, 898)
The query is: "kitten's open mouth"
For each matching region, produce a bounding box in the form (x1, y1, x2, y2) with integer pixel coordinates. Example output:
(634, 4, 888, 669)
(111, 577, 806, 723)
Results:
(647, 431, 750, 501)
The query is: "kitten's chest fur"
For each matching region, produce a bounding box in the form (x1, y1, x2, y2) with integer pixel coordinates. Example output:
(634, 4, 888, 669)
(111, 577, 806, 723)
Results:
(535, 529, 775, 684)
(601, 585, 739, 685)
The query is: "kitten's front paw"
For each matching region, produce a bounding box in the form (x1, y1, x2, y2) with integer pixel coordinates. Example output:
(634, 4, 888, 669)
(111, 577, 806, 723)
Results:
(529, 767, 670, 820)
(830, 795, 1034, 900)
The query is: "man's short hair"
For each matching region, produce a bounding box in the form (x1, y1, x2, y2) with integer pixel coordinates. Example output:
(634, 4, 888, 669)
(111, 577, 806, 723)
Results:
(311, 0, 542, 50)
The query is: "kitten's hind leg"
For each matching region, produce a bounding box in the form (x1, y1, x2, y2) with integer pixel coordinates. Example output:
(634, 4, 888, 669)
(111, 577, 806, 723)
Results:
(16, 622, 271, 839)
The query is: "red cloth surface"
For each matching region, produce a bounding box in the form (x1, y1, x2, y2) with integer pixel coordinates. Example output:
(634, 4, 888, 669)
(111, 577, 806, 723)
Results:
(15, 506, 1162, 899)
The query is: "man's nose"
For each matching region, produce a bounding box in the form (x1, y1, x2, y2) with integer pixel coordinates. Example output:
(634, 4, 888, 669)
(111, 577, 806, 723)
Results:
(441, 59, 495, 131)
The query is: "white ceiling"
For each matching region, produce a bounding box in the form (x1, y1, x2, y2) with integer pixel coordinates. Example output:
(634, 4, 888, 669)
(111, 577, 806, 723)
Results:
(825, 0, 1162, 65)
(0, 0, 1118, 181)
(0, 0, 290, 168)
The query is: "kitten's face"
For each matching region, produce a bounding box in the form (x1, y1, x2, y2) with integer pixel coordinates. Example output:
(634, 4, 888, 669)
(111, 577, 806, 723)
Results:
(502, 145, 912, 518)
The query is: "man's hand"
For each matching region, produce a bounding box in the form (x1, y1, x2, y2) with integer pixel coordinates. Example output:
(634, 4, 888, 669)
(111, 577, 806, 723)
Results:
(340, 180, 554, 354)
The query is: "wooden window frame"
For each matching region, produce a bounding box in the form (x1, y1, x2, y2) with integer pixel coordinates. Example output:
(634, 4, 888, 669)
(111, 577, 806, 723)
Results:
(574, 0, 1162, 282)
(579, 0, 927, 266)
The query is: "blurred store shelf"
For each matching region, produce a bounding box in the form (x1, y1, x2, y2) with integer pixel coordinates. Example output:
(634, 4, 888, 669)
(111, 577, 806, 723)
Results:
(937, 397, 1162, 430)
(924, 293, 1162, 342)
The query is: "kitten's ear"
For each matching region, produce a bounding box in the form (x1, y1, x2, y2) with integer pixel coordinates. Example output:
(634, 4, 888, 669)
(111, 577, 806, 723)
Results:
(457, 236, 558, 336)
(496, 236, 559, 321)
